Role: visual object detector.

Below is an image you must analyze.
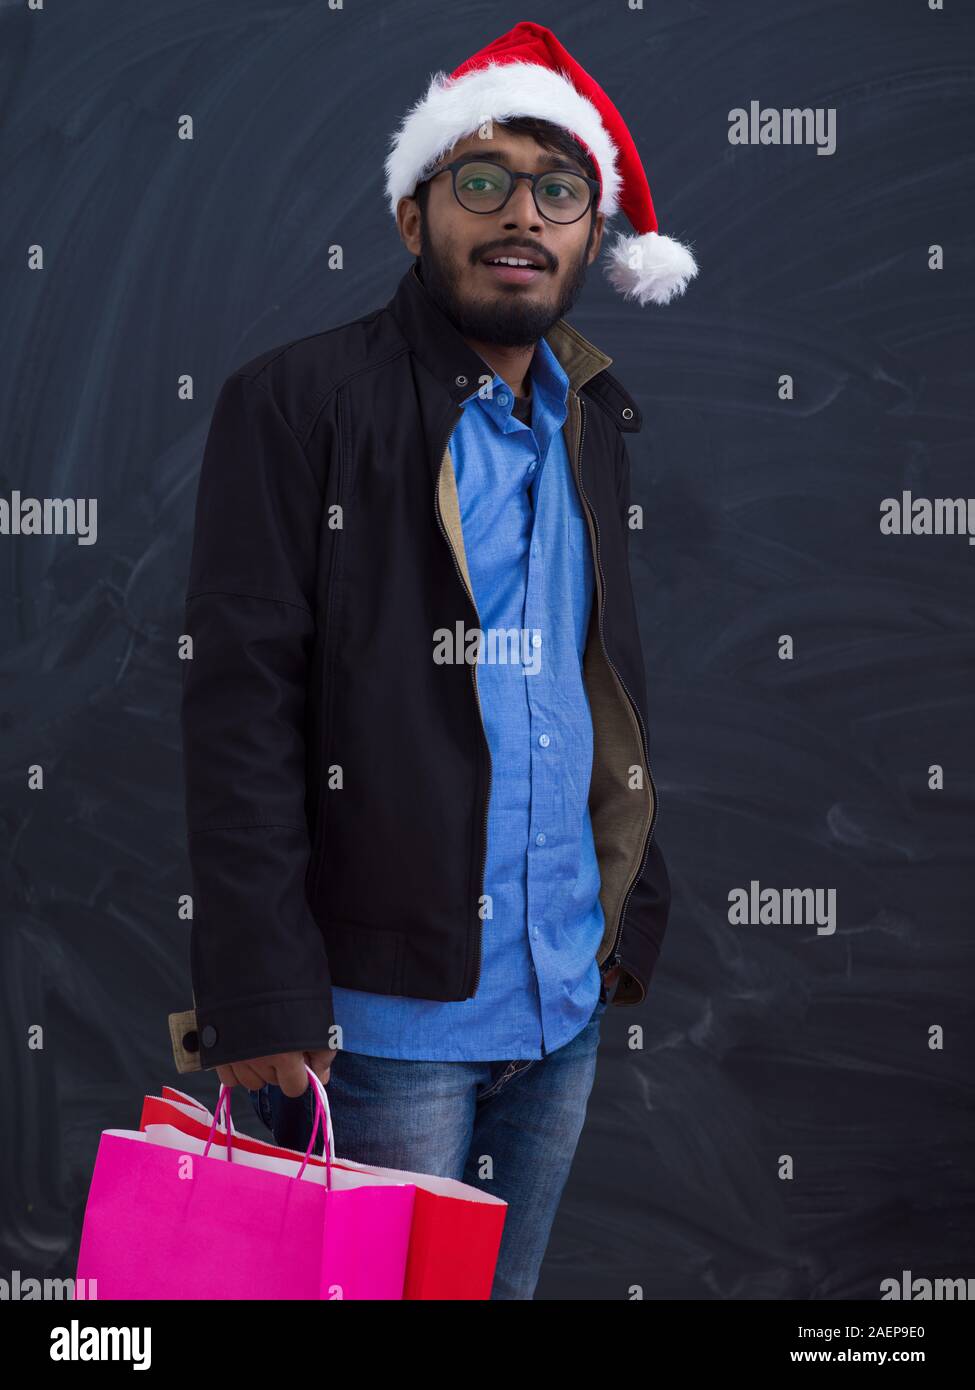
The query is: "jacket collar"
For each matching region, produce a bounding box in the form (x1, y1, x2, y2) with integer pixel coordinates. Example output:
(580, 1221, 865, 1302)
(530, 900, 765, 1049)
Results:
(387, 263, 640, 430)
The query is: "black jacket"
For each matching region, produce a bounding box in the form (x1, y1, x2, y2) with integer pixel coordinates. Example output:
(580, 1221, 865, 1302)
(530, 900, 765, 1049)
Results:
(168, 264, 671, 1074)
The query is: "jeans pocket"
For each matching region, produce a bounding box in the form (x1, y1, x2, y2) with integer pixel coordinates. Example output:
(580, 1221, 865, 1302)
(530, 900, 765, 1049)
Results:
(246, 1083, 273, 1132)
(270, 1084, 325, 1156)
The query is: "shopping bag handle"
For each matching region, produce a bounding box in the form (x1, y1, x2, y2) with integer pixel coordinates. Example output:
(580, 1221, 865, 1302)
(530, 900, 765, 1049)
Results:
(298, 1064, 335, 1187)
(203, 1063, 335, 1189)
(203, 1088, 235, 1160)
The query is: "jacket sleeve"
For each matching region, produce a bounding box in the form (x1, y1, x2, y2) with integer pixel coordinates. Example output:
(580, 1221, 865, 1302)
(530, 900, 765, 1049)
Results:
(609, 429, 672, 1007)
(170, 370, 334, 1072)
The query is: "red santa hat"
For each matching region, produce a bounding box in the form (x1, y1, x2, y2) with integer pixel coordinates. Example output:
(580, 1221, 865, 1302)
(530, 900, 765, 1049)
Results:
(384, 20, 699, 307)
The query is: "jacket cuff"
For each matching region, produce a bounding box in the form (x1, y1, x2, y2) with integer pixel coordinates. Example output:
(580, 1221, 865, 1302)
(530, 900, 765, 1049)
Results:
(610, 943, 659, 1006)
(168, 991, 335, 1073)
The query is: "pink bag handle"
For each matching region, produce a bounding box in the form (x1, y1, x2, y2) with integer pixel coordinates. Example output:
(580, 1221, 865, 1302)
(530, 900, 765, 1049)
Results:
(297, 1064, 335, 1188)
(203, 1064, 334, 1189)
(202, 1087, 235, 1159)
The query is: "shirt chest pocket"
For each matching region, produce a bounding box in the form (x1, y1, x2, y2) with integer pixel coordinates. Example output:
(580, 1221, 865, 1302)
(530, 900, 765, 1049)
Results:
(567, 515, 590, 560)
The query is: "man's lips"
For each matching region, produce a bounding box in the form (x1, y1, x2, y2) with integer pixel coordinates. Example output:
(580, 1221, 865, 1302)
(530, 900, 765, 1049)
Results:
(479, 256, 548, 286)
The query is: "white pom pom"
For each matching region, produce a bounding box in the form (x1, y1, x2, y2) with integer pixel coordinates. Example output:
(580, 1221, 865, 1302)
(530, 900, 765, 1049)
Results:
(603, 229, 699, 307)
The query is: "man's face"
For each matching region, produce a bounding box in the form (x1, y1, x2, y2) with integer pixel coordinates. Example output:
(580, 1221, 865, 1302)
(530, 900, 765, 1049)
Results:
(398, 130, 605, 348)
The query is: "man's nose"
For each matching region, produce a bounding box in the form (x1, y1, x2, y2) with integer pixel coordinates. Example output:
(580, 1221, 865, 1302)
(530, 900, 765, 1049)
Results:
(501, 177, 544, 228)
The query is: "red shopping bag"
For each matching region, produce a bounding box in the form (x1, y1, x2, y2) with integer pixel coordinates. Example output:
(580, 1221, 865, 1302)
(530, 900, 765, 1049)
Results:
(77, 1066, 414, 1300)
(141, 1081, 507, 1300)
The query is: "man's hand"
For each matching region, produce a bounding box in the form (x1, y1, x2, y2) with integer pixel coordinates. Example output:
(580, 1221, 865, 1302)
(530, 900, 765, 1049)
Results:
(215, 1049, 337, 1094)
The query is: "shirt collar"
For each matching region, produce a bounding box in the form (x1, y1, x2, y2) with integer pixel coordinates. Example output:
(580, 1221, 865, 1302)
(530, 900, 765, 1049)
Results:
(469, 336, 569, 436)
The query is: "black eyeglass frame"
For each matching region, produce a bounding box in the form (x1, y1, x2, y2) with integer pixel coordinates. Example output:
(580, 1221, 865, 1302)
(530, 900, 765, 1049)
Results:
(417, 156, 601, 225)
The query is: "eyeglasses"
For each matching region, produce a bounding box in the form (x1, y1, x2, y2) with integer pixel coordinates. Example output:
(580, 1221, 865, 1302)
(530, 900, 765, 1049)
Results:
(419, 157, 599, 225)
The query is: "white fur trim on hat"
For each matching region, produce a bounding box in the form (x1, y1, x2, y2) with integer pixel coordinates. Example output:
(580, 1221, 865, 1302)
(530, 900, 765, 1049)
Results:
(603, 229, 699, 307)
(385, 60, 623, 219)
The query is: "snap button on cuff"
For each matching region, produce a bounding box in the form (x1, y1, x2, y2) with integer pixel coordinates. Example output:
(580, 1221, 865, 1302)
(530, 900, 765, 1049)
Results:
(200, 1024, 218, 1048)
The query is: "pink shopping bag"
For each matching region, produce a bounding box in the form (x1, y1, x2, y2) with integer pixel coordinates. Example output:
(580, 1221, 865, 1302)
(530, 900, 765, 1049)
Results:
(138, 1086, 507, 1300)
(76, 1065, 414, 1300)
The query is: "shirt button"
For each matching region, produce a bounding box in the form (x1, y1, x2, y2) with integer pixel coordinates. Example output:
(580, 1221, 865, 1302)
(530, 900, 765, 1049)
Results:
(532, 633, 542, 648)
(535, 832, 546, 846)
(497, 394, 508, 407)
(201, 1025, 218, 1048)
(538, 733, 550, 747)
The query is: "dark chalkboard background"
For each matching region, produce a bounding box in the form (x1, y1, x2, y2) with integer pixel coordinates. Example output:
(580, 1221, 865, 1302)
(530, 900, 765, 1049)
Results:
(1, 0, 972, 1301)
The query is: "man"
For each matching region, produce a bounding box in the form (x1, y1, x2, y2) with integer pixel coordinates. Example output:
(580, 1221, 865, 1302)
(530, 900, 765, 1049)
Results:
(169, 21, 698, 1299)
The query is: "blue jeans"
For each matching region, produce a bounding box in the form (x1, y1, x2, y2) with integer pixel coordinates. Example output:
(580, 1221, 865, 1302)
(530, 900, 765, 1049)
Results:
(246, 991, 609, 1299)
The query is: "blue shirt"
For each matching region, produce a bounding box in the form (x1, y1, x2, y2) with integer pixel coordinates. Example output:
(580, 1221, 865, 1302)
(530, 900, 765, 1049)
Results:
(331, 334, 604, 1060)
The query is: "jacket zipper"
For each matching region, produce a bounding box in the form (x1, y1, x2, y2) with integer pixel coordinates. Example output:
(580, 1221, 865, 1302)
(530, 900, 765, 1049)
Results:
(573, 396, 659, 970)
(432, 409, 491, 997)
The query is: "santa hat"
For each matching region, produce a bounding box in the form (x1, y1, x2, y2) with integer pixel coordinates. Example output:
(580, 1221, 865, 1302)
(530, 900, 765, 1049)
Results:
(384, 20, 699, 307)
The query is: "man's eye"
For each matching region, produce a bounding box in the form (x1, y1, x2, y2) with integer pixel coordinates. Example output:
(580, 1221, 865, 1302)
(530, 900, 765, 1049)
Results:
(541, 181, 576, 200)
(460, 170, 505, 193)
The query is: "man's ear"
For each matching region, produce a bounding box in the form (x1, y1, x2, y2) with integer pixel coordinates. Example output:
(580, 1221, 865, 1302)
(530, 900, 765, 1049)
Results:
(398, 195, 423, 256)
(587, 211, 605, 266)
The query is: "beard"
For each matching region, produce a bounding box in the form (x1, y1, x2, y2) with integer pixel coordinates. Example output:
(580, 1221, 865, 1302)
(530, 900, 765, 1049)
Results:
(416, 222, 595, 348)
